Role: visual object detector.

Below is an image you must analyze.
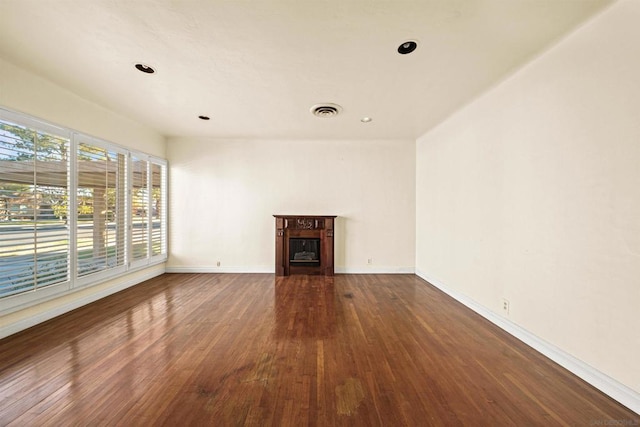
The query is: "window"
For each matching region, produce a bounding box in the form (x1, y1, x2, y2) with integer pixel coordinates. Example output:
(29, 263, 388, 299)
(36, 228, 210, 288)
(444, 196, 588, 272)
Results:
(0, 119, 70, 298)
(77, 141, 127, 278)
(131, 155, 149, 262)
(0, 108, 167, 308)
(150, 161, 166, 257)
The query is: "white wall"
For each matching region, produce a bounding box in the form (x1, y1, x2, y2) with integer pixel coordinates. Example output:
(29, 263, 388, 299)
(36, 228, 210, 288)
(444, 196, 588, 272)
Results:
(0, 57, 167, 338)
(167, 138, 415, 273)
(416, 0, 639, 397)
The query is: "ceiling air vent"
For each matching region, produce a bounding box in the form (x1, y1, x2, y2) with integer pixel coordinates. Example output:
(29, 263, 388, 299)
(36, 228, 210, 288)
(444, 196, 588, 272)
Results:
(310, 103, 342, 118)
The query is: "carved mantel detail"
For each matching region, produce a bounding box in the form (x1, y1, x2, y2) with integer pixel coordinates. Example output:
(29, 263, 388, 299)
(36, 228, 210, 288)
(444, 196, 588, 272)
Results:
(274, 215, 336, 276)
(296, 218, 315, 229)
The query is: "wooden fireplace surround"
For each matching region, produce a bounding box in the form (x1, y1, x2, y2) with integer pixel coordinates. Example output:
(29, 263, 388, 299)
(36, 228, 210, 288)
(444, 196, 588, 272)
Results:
(274, 215, 336, 276)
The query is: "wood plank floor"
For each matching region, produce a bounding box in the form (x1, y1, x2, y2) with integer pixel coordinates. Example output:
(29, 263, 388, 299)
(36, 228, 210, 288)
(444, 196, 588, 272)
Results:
(0, 273, 637, 426)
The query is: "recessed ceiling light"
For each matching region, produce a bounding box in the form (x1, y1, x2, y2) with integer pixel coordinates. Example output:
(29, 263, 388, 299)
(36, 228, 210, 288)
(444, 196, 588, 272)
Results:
(198, 115, 210, 120)
(361, 117, 372, 123)
(397, 40, 418, 55)
(135, 63, 156, 74)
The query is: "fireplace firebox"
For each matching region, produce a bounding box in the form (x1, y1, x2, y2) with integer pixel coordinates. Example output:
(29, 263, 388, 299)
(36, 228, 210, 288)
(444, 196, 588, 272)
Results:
(274, 215, 336, 276)
(289, 238, 320, 266)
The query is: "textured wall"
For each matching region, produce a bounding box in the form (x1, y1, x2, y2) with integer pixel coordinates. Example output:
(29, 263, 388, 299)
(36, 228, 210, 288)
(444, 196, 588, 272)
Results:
(167, 138, 415, 273)
(416, 0, 639, 393)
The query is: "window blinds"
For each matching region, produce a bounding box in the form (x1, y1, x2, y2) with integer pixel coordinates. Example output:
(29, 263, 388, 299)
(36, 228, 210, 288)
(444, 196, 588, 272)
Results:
(0, 120, 70, 296)
(77, 142, 126, 278)
(0, 109, 167, 304)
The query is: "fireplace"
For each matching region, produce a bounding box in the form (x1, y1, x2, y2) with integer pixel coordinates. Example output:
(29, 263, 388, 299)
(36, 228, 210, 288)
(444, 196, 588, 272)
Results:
(289, 238, 320, 266)
(274, 215, 336, 276)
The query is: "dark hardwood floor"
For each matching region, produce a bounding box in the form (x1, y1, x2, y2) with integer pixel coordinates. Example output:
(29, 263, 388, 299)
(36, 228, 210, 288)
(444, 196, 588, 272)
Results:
(0, 273, 636, 426)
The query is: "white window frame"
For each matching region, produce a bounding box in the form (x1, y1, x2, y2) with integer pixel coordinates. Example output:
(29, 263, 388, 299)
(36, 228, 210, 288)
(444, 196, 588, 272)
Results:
(74, 134, 130, 288)
(0, 107, 168, 315)
(148, 156, 168, 265)
(0, 109, 72, 310)
(129, 152, 168, 270)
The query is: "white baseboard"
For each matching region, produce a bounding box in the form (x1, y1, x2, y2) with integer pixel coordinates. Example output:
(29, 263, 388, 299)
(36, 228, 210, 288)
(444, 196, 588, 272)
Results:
(335, 266, 415, 274)
(165, 265, 274, 274)
(415, 269, 640, 415)
(0, 265, 165, 340)
(165, 266, 415, 275)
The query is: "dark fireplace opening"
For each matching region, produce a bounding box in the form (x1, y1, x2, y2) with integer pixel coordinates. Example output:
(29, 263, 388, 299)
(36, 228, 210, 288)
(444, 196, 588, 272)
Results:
(289, 238, 321, 267)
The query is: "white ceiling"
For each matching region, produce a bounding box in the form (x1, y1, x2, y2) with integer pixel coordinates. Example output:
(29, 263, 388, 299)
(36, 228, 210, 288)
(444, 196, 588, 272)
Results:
(0, 0, 612, 140)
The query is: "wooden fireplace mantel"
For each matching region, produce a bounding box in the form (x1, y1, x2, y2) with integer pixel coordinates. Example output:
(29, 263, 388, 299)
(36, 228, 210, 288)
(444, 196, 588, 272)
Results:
(274, 215, 336, 276)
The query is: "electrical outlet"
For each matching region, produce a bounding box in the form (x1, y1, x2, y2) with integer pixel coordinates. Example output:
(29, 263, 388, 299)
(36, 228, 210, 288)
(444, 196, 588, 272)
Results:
(502, 298, 510, 315)
(216, 261, 221, 267)
(367, 258, 372, 265)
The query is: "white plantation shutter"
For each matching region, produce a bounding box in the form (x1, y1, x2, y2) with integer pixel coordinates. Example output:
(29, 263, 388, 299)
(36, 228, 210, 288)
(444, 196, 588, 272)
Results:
(35, 131, 70, 287)
(77, 141, 127, 278)
(150, 161, 166, 257)
(131, 155, 149, 262)
(0, 118, 70, 297)
(1, 107, 167, 308)
(130, 155, 167, 267)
